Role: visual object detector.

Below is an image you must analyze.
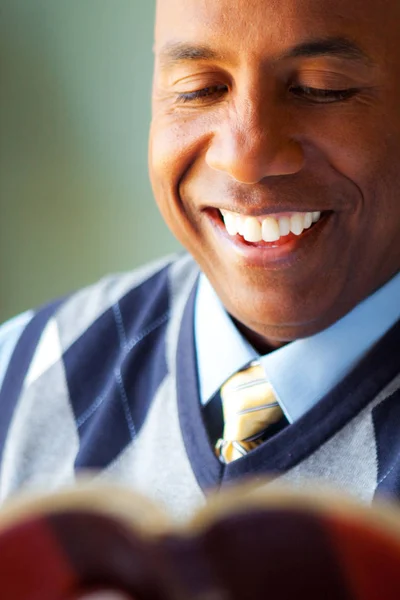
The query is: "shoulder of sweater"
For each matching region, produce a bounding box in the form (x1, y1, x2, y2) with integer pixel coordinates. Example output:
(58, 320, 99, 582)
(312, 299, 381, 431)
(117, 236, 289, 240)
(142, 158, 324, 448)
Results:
(0, 253, 199, 393)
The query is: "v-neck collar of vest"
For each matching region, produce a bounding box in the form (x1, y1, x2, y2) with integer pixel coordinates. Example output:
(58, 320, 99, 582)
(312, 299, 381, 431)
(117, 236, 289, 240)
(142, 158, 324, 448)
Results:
(176, 279, 400, 493)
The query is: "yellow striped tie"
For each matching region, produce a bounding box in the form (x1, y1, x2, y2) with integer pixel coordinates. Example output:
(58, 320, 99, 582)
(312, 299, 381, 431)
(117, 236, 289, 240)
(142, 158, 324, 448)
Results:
(215, 361, 283, 463)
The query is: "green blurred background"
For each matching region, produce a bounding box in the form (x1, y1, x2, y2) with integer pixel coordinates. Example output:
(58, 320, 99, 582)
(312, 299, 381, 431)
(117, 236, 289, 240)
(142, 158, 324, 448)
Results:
(0, 0, 180, 323)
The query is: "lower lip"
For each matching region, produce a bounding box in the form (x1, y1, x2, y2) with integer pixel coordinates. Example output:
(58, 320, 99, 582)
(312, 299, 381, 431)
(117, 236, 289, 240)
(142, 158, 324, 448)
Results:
(208, 211, 334, 268)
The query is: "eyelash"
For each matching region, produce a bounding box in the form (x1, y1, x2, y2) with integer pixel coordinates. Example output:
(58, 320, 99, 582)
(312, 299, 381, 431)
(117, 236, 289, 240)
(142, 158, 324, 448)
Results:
(289, 85, 359, 103)
(177, 85, 227, 103)
(176, 84, 358, 104)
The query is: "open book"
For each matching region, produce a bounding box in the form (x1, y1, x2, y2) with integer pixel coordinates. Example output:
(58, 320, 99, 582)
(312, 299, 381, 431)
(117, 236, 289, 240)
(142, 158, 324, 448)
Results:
(1, 480, 400, 599)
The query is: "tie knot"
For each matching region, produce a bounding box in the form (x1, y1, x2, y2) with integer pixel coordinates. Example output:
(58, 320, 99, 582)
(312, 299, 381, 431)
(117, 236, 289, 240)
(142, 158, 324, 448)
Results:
(216, 361, 284, 463)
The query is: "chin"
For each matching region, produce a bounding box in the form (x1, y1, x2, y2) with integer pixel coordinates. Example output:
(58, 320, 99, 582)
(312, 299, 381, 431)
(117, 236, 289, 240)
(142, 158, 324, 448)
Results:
(213, 278, 347, 344)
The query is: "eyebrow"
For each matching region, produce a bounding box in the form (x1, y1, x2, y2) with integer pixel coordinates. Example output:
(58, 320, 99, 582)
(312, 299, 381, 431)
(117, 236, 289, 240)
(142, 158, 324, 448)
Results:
(158, 36, 372, 69)
(158, 42, 222, 68)
(282, 37, 372, 64)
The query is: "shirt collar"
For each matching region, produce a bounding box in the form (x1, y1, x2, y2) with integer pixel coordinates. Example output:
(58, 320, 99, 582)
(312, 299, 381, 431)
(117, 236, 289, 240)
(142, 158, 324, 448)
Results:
(194, 271, 400, 423)
(194, 275, 256, 404)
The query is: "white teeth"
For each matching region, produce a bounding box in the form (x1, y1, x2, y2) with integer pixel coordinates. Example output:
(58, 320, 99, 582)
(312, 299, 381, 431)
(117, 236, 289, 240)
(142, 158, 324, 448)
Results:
(243, 217, 262, 242)
(262, 217, 280, 242)
(290, 213, 304, 236)
(278, 216, 291, 237)
(220, 209, 322, 242)
(223, 212, 238, 236)
(303, 212, 313, 229)
(236, 215, 245, 236)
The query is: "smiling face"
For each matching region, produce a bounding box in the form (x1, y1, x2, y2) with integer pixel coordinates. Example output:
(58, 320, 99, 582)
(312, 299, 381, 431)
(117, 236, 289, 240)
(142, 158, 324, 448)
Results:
(149, 0, 400, 349)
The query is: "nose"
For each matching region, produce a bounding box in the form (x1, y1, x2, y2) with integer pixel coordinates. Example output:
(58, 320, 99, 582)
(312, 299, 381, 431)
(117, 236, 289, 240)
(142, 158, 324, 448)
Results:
(205, 98, 304, 184)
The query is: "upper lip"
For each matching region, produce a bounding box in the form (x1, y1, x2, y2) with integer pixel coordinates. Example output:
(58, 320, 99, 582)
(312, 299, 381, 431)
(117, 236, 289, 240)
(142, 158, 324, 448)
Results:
(209, 205, 327, 217)
(202, 191, 331, 217)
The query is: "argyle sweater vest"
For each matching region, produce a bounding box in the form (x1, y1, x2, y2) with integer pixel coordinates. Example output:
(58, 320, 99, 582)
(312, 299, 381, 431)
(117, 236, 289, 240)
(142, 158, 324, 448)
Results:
(0, 254, 400, 521)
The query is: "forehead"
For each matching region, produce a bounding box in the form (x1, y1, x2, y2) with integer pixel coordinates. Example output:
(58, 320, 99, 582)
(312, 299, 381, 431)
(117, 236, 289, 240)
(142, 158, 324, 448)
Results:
(154, 0, 397, 58)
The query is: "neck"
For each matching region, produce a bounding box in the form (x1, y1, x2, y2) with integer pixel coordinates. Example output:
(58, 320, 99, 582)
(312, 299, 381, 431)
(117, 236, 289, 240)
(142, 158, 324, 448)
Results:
(232, 319, 288, 355)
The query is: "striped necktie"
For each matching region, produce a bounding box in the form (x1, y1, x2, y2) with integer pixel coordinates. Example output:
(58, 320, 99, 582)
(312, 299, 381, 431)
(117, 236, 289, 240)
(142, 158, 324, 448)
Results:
(215, 361, 284, 463)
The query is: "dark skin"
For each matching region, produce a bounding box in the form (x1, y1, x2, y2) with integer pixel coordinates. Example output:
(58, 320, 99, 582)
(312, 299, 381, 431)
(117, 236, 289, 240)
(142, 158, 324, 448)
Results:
(150, 0, 400, 352)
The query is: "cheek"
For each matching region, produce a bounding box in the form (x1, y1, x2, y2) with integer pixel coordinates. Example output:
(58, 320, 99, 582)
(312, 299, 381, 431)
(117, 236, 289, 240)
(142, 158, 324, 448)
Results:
(304, 102, 400, 192)
(149, 111, 210, 194)
(148, 114, 210, 247)
(328, 118, 400, 232)
(307, 106, 400, 277)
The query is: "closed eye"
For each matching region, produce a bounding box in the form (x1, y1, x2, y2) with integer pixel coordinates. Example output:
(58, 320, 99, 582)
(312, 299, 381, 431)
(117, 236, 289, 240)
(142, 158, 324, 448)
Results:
(176, 84, 228, 104)
(289, 85, 359, 103)
(175, 83, 359, 106)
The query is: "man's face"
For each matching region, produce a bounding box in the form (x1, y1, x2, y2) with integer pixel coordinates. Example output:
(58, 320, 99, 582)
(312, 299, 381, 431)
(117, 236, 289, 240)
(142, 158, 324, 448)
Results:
(149, 0, 400, 348)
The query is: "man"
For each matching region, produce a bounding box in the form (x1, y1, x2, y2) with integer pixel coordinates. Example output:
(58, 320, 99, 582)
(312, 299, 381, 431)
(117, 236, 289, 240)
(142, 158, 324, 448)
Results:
(1, 0, 400, 525)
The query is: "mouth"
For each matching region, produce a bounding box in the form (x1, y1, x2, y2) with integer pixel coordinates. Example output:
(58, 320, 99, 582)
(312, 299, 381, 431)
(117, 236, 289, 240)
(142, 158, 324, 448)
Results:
(206, 207, 334, 267)
(219, 208, 323, 244)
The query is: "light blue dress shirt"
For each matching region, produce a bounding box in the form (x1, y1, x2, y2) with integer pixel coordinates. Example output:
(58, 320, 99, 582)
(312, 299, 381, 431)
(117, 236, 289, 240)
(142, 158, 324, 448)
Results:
(195, 272, 400, 423)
